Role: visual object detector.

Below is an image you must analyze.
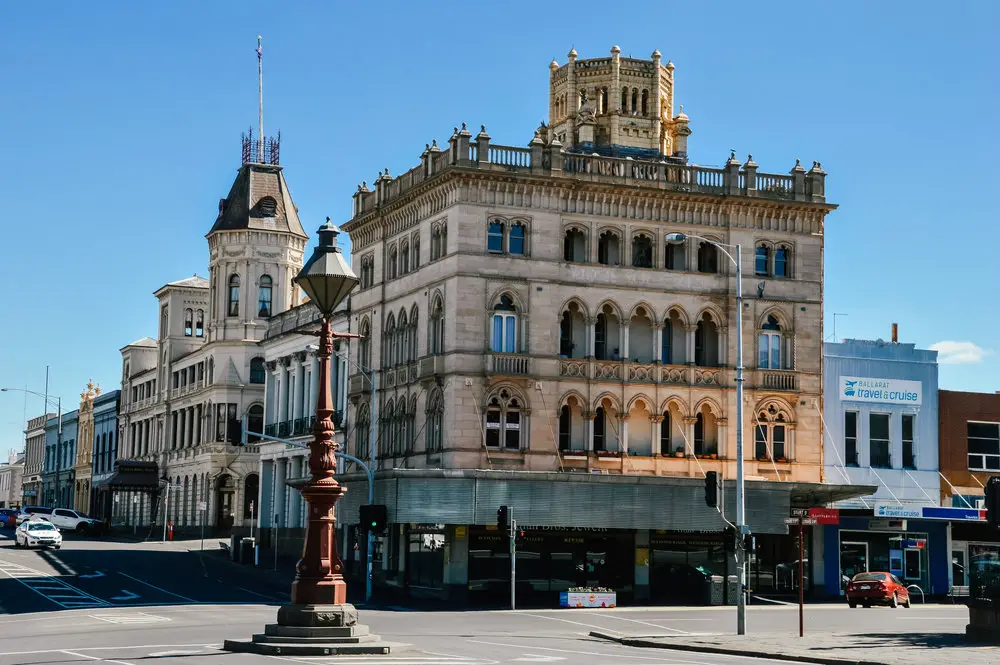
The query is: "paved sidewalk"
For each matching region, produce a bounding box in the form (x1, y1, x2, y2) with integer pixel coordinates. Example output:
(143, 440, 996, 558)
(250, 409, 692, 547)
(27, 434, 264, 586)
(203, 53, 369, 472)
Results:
(591, 630, 999, 665)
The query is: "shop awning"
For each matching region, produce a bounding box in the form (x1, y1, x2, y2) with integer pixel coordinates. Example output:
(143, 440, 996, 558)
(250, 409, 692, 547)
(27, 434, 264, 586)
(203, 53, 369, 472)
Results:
(95, 460, 161, 492)
(788, 481, 878, 507)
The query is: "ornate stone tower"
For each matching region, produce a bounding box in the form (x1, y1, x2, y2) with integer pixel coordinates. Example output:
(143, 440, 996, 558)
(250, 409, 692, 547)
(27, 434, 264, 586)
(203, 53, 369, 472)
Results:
(548, 46, 691, 161)
(206, 133, 309, 342)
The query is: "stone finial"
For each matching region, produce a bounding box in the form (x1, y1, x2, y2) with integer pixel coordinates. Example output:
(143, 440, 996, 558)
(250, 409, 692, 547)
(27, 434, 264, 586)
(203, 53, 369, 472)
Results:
(361, 180, 367, 189)
(432, 139, 438, 148)
(611, 45, 621, 54)
(568, 47, 578, 60)
(651, 48, 661, 59)
(808, 160, 826, 175)
(461, 122, 468, 131)
(452, 126, 458, 136)
(476, 124, 490, 140)
(674, 104, 688, 121)
(666, 60, 675, 70)
(744, 154, 758, 168)
(550, 58, 559, 71)
(790, 158, 806, 173)
(726, 150, 741, 166)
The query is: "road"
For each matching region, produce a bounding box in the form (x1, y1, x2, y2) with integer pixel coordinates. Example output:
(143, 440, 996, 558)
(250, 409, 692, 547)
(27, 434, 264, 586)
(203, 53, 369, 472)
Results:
(0, 528, 971, 665)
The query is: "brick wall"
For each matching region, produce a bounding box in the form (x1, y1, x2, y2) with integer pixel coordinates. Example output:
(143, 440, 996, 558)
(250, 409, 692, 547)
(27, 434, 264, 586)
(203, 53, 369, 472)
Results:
(939, 389, 1000, 501)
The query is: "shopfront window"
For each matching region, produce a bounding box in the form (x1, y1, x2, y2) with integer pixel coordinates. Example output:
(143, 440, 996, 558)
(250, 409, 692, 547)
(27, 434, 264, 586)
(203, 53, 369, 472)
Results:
(839, 530, 929, 595)
(407, 530, 445, 591)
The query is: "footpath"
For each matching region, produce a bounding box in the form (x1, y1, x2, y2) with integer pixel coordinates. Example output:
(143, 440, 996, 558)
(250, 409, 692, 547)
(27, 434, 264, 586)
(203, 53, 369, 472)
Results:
(591, 629, 998, 665)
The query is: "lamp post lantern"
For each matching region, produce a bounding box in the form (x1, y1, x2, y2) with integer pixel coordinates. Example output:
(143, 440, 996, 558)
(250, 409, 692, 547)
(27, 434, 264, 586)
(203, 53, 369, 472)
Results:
(667, 232, 747, 635)
(225, 219, 395, 655)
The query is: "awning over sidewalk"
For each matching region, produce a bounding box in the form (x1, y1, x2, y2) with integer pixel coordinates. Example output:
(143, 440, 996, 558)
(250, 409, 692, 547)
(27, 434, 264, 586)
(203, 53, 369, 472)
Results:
(94, 460, 161, 492)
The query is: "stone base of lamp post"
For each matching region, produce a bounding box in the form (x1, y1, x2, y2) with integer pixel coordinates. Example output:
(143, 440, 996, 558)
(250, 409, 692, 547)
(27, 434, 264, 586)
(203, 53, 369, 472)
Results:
(223, 605, 401, 656)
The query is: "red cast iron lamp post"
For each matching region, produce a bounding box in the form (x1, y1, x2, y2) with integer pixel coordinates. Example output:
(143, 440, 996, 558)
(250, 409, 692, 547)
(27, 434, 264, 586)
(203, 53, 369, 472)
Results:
(289, 218, 359, 606)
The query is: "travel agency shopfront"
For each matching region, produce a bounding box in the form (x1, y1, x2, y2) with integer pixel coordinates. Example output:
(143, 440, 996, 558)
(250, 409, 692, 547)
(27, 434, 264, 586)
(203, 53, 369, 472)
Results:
(335, 469, 871, 607)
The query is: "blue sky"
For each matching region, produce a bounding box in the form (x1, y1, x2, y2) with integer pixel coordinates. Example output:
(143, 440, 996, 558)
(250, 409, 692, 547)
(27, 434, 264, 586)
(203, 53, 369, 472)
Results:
(1, 1, 997, 451)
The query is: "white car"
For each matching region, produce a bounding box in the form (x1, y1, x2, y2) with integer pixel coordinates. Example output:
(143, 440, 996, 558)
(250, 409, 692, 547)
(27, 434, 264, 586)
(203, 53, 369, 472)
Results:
(48, 508, 101, 533)
(15, 520, 63, 549)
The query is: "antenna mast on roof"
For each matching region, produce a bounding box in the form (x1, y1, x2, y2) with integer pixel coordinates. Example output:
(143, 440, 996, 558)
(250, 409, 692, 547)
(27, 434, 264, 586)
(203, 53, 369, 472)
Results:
(257, 35, 264, 162)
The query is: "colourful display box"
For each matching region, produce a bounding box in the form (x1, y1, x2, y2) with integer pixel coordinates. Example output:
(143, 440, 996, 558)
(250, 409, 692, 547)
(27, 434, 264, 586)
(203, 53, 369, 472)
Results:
(559, 591, 616, 608)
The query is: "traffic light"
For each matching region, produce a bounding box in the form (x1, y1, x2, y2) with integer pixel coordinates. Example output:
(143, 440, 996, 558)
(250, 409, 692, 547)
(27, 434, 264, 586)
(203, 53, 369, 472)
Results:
(986, 476, 1000, 528)
(704, 471, 721, 508)
(359, 504, 388, 534)
(743, 531, 755, 553)
(723, 525, 736, 552)
(497, 505, 509, 531)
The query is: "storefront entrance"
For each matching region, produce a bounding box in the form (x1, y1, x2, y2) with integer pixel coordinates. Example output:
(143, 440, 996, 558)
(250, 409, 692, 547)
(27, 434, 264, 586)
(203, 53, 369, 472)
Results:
(468, 527, 634, 607)
(839, 530, 930, 596)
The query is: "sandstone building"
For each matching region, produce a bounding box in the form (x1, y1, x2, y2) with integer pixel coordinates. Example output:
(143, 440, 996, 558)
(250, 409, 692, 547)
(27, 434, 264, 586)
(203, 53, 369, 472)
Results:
(337, 48, 860, 604)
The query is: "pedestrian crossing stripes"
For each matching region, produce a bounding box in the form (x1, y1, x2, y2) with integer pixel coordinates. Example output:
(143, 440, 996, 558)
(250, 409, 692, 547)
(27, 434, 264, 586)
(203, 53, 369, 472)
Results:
(0, 559, 110, 609)
(88, 612, 171, 624)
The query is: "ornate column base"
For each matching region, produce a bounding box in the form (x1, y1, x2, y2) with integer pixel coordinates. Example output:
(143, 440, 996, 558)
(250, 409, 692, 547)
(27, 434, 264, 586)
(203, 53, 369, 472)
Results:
(223, 604, 404, 655)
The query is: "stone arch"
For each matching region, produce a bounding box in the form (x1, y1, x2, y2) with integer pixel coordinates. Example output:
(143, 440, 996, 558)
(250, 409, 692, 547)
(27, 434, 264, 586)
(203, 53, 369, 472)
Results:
(659, 395, 689, 417)
(558, 389, 588, 410)
(626, 393, 655, 414)
(487, 286, 525, 313)
(754, 397, 795, 422)
(592, 391, 622, 415)
(663, 304, 690, 327)
(628, 301, 657, 321)
(559, 296, 591, 320)
(483, 383, 529, 409)
(595, 299, 624, 321)
(693, 396, 723, 418)
(758, 306, 792, 332)
(695, 305, 726, 327)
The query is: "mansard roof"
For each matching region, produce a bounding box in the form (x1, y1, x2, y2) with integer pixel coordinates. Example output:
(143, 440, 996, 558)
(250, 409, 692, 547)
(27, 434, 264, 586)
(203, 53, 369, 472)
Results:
(208, 163, 307, 239)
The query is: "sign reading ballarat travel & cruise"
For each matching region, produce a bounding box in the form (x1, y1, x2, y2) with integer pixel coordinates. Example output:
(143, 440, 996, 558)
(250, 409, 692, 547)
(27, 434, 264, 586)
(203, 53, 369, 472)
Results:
(874, 502, 985, 521)
(840, 376, 922, 405)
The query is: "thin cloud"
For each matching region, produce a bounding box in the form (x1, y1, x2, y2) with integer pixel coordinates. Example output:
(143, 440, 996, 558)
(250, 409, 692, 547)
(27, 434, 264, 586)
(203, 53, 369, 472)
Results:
(930, 341, 994, 365)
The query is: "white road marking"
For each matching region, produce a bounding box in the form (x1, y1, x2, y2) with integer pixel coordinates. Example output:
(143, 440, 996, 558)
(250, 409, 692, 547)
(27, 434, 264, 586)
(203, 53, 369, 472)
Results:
(513, 656, 566, 662)
(0, 558, 110, 609)
(147, 649, 211, 657)
(519, 611, 629, 633)
(0, 643, 219, 656)
(89, 612, 171, 624)
(61, 650, 134, 665)
(117, 571, 197, 602)
(80, 570, 106, 579)
(590, 612, 690, 634)
(465, 639, 712, 663)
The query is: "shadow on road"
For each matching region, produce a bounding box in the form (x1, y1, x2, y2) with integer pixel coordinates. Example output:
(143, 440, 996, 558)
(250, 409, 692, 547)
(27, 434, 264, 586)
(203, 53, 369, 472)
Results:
(811, 632, 972, 650)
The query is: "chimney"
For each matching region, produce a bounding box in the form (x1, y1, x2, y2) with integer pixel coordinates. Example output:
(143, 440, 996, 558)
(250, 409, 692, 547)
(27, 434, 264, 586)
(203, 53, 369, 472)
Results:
(891, 323, 898, 343)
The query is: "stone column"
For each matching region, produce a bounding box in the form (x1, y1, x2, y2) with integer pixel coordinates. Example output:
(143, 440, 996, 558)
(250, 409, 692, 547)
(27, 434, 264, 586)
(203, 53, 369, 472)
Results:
(275, 457, 288, 528)
(718, 327, 729, 367)
(683, 416, 697, 456)
(650, 415, 663, 456)
(260, 458, 274, 530)
(653, 324, 663, 364)
(586, 317, 597, 357)
(583, 411, 595, 452)
(716, 418, 729, 459)
(620, 416, 629, 455)
(277, 362, 288, 424)
(685, 325, 697, 365)
(787, 424, 796, 461)
(195, 404, 202, 446)
(622, 325, 631, 361)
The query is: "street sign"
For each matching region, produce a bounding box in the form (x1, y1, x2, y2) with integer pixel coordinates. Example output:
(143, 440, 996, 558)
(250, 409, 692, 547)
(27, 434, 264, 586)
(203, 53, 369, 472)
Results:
(790, 508, 809, 517)
(809, 508, 840, 524)
(784, 517, 818, 525)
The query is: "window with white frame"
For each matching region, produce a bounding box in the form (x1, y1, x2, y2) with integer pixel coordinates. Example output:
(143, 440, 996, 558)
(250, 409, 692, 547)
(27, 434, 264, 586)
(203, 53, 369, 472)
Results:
(484, 388, 524, 450)
(758, 315, 783, 369)
(490, 295, 517, 353)
(968, 422, 1000, 471)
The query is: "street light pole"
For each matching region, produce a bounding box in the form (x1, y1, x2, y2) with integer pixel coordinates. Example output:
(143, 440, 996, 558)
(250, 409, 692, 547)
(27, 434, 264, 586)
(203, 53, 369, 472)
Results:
(366, 366, 376, 604)
(667, 233, 746, 635)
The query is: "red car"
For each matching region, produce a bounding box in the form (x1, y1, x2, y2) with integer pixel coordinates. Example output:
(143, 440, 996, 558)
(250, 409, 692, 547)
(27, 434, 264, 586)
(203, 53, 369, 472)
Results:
(845, 572, 911, 608)
(0, 509, 16, 529)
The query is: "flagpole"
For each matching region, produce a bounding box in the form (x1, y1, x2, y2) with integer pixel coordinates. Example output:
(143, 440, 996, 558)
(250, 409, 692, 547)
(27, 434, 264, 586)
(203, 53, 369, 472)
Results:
(257, 35, 264, 161)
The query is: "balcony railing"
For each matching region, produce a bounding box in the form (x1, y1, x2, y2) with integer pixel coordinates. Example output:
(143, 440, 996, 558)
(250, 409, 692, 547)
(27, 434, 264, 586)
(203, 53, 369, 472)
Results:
(760, 370, 797, 391)
(263, 413, 342, 441)
(488, 353, 531, 376)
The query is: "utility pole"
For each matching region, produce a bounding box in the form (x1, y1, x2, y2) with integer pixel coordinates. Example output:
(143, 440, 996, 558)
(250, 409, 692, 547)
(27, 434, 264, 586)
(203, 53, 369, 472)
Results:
(734, 242, 747, 636)
(510, 509, 517, 611)
(366, 369, 377, 604)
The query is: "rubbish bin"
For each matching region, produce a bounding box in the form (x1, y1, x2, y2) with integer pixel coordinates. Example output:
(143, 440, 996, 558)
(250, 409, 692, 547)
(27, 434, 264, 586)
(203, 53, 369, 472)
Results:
(710, 575, 725, 605)
(230, 534, 240, 562)
(240, 537, 256, 566)
(727, 575, 740, 605)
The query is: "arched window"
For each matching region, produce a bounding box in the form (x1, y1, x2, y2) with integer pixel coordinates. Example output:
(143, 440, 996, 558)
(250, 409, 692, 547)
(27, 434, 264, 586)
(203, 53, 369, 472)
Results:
(755, 405, 790, 461)
(755, 245, 770, 276)
(491, 295, 517, 353)
(247, 405, 263, 443)
(774, 246, 790, 278)
(249, 357, 266, 384)
(659, 411, 672, 455)
(383, 314, 396, 367)
(697, 242, 718, 273)
(621, 87, 628, 112)
(594, 407, 606, 452)
(695, 313, 720, 367)
(398, 311, 409, 364)
(429, 297, 444, 355)
(641, 89, 648, 116)
(228, 274, 240, 317)
(558, 405, 571, 451)
(243, 473, 259, 519)
(359, 318, 372, 371)
(665, 235, 685, 270)
(257, 196, 277, 217)
(258, 274, 273, 317)
(400, 241, 410, 275)
(631, 88, 638, 113)
(426, 390, 444, 453)
(356, 404, 370, 461)
(661, 316, 673, 364)
(487, 221, 504, 253)
(195, 309, 204, 337)
(411, 235, 420, 270)
(484, 388, 524, 450)
(759, 315, 783, 369)
(509, 222, 526, 255)
(600, 87, 609, 114)
(598, 230, 620, 265)
(632, 234, 653, 268)
(388, 246, 398, 280)
(694, 412, 705, 456)
(184, 309, 193, 337)
(563, 228, 586, 262)
(409, 305, 419, 360)
(160, 305, 169, 338)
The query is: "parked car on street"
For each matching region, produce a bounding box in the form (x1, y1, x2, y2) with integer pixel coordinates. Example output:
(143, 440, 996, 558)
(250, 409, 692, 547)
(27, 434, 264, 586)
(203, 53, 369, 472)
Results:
(845, 572, 910, 608)
(48, 508, 101, 533)
(14, 520, 63, 549)
(16, 506, 53, 525)
(0, 508, 17, 528)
